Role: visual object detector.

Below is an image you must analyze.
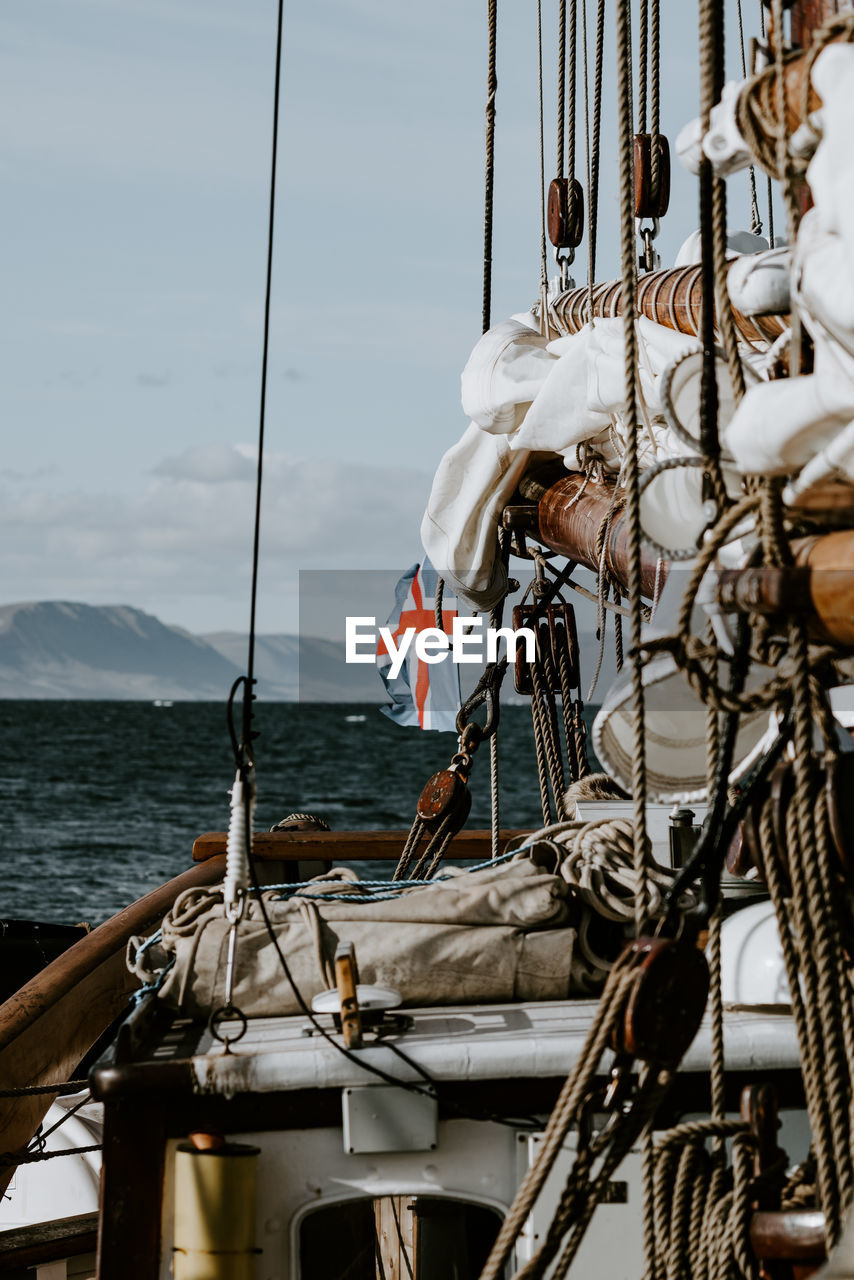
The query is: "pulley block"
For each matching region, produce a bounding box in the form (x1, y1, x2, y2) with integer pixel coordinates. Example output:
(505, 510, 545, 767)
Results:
(547, 177, 585, 249)
(633, 134, 671, 220)
(513, 602, 580, 696)
(613, 936, 709, 1067)
(416, 767, 472, 831)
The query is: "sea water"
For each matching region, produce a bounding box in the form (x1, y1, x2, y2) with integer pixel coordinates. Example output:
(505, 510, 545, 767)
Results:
(0, 700, 599, 926)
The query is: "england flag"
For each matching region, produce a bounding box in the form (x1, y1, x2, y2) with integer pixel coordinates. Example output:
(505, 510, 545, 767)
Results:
(377, 558, 462, 731)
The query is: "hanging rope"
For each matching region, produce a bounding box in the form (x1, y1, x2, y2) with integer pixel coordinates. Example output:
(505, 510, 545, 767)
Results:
(649, 0, 661, 205)
(697, 0, 734, 521)
(638, 0, 648, 132)
(537, 0, 550, 332)
(583, 0, 606, 314)
(771, 0, 804, 246)
(736, 0, 763, 234)
(758, 0, 776, 245)
(615, 0, 650, 937)
(483, 0, 498, 334)
(477, 952, 639, 1280)
(566, 0, 578, 184)
(558, 0, 567, 178)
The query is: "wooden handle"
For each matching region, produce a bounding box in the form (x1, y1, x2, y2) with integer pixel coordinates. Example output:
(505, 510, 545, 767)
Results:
(334, 941, 363, 1050)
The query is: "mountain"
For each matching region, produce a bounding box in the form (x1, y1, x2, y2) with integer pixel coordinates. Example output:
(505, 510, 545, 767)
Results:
(0, 601, 614, 701)
(201, 632, 385, 702)
(0, 602, 241, 700)
(0, 603, 385, 701)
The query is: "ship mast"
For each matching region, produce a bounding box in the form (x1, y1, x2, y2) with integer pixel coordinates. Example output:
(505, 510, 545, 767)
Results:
(517, 0, 854, 640)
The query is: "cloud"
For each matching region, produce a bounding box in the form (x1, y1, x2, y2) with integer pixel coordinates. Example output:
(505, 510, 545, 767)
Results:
(0, 445, 432, 625)
(0, 464, 58, 481)
(137, 370, 172, 388)
(152, 443, 257, 483)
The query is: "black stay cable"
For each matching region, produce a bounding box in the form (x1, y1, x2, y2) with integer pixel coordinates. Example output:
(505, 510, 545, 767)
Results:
(242, 0, 286, 764)
(218, 0, 545, 1140)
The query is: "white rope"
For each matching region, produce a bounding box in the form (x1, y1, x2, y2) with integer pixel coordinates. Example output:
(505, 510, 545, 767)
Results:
(224, 767, 255, 920)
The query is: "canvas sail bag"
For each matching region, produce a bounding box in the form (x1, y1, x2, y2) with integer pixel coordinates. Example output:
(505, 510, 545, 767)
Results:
(132, 860, 587, 1018)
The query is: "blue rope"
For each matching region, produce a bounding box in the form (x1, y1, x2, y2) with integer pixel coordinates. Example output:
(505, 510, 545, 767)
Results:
(133, 930, 163, 957)
(260, 848, 525, 903)
(130, 953, 175, 1005)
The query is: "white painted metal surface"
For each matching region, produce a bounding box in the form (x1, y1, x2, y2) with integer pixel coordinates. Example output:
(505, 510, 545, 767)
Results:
(0, 1092, 101, 1232)
(342, 1083, 438, 1155)
(189, 999, 799, 1097)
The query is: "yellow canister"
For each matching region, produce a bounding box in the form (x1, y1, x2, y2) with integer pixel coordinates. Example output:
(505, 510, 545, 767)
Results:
(173, 1141, 260, 1280)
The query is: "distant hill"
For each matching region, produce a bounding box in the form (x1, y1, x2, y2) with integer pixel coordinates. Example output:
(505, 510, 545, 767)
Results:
(0, 602, 385, 701)
(0, 601, 614, 701)
(201, 631, 385, 702)
(0, 602, 241, 700)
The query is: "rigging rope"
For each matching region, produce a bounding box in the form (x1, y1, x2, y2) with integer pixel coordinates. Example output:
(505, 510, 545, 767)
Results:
(649, 0, 661, 205)
(558, 0, 567, 178)
(638, 0, 648, 133)
(615, 0, 650, 937)
(583, 0, 605, 313)
(483, 0, 498, 333)
(758, 0, 776, 246)
(537, 0, 550, 331)
(736, 0, 763, 234)
(567, 0, 578, 183)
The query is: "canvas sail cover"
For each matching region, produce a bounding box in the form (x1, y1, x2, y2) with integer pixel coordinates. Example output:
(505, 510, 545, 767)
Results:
(131, 859, 593, 1017)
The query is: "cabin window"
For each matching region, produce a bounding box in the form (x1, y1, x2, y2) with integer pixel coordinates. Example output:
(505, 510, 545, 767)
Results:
(298, 1194, 502, 1278)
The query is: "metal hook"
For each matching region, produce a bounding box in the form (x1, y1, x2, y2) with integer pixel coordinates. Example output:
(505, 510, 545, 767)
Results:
(636, 217, 661, 274)
(555, 248, 575, 293)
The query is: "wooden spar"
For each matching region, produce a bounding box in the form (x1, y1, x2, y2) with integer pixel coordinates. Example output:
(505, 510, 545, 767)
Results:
(524, 468, 854, 645)
(734, 13, 853, 173)
(551, 262, 787, 346)
(519, 470, 663, 599)
(718, 530, 854, 646)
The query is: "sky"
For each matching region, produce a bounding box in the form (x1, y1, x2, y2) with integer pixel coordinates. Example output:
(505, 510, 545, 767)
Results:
(1, 0, 769, 635)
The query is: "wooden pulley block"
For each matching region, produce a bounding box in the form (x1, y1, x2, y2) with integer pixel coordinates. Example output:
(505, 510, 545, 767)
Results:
(633, 134, 671, 220)
(547, 602, 581, 691)
(547, 177, 585, 249)
(613, 936, 709, 1067)
(513, 604, 536, 695)
(824, 753, 854, 890)
(512, 603, 578, 696)
(416, 768, 472, 830)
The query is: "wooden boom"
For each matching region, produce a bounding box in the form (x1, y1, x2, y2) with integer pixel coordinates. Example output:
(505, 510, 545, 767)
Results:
(551, 262, 787, 347)
(521, 468, 854, 645)
(519, 470, 663, 599)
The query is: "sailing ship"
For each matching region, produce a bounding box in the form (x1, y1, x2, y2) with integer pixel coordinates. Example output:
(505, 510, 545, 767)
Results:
(3, 0, 854, 1276)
